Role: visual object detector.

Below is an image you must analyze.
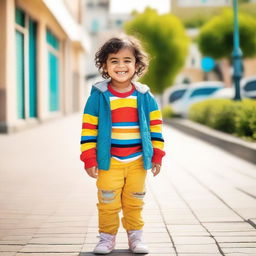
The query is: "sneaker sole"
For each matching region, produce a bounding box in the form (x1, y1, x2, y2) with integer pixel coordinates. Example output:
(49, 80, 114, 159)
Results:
(129, 247, 149, 254)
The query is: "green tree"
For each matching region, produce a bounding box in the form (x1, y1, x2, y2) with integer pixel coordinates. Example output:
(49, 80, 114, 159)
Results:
(125, 8, 189, 95)
(197, 9, 256, 59)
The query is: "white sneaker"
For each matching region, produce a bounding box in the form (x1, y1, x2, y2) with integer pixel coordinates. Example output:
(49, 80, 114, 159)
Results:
(93, 232, 116, 254)
(128, 230, 149, 254)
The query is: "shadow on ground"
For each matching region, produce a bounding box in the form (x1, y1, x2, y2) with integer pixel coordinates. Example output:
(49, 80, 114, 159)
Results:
(79, 249, 148, 255)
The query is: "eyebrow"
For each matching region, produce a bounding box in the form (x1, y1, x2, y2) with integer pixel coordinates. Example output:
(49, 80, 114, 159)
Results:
(109, 57, 133, 60)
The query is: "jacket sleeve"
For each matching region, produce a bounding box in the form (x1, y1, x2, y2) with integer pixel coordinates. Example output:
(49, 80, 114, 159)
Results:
(148, 93, 165, 165)
(80, 93, 98, 169)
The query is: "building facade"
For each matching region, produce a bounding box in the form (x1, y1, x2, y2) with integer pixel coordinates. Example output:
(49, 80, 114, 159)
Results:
(0, 0, 90, 133)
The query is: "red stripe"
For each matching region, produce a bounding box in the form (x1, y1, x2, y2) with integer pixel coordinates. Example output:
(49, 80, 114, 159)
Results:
(112, 107, 138, 122)
(82, 123, 98, 129)
(150, 120, 162, 125)
(111, 145, 142, 157)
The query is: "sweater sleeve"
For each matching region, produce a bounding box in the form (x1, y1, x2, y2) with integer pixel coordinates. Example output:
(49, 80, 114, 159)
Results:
(80, 94, 98, 169)
(148, 93, 165, 165)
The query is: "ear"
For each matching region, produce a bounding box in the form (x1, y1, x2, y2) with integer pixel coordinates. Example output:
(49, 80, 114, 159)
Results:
(103, 63, 107, 72)
(135, 63, 139, 73)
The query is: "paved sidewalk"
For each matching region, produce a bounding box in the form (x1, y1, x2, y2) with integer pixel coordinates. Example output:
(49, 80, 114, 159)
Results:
(0, 114, 256, 256)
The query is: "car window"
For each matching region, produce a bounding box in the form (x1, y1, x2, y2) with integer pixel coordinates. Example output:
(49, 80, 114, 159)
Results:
(190, 87, 220, 98)
(169, 89, 187, 103)
(244, 81, 256, 92)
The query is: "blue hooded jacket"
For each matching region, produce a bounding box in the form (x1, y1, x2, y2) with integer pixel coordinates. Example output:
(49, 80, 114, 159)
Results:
(82, 79, 162, 170)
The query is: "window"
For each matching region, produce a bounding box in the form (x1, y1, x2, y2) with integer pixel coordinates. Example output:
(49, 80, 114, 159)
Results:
(244, 81, 256, 92)
(190, 87, 220, 98)
(46, 29, 60, 112)
(15, 7, 37, 119)
(169, 89, 187, 103)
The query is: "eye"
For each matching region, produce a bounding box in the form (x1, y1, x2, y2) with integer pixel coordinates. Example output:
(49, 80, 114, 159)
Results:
(125, 60, 131, 63)
(111, 60, 118, 64)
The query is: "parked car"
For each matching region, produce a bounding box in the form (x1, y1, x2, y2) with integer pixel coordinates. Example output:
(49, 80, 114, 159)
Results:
(211, 87, 235, 99)
(168, 81, 225, 117)
(163, 84, 189, 106)
(210, 76, 256, 100)
(241, 76, 256, 99)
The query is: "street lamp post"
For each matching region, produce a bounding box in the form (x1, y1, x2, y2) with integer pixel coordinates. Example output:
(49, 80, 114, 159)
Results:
(232, 0, 243, 101)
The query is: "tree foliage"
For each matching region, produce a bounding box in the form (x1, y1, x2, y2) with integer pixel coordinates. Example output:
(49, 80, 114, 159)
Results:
(197, 9, 256, 59)
(124, 8, 189, 94)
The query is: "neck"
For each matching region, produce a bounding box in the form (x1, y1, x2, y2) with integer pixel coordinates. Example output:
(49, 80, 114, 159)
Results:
(110, 81, 132, 93)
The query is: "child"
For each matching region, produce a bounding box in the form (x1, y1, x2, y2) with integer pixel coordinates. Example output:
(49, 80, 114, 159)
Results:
(80, 35, 165, 254)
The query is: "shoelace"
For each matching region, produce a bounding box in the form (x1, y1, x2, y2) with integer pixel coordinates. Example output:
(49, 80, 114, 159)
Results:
(129, 233, 142, 245)
(97, 234, 114, 247)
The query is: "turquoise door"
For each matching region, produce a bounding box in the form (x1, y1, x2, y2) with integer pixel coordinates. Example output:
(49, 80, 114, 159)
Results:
(48, 52, 59, 111)
(16, 30, 25, 119)
(15, 7, 37, 119)
(29, 19, 37, 117)
(47, 30, 60, 112)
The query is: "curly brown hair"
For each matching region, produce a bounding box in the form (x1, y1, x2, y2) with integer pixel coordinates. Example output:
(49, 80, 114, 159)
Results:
(95, 35, 148, 79)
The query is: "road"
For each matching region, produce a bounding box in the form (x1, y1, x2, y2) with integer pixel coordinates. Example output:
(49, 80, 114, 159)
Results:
(0, 114, 255, 255)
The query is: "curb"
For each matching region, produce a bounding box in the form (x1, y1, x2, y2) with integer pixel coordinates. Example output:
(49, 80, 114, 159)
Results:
(164, 118, 256, 165)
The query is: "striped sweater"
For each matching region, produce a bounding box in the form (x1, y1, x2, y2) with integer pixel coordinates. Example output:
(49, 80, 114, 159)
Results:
(80, 83, 165, 169)
(108, 83, 143, 163)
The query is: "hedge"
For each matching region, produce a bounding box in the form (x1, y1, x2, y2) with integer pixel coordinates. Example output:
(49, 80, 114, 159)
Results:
(188, 99, 256, 141)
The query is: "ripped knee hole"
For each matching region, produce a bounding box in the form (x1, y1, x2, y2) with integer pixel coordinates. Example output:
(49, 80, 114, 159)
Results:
(132, 191, 146, 199)
(99, 190, 116, 203)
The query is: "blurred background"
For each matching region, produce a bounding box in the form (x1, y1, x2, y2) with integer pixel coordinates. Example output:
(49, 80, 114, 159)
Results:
(0, 0, 255, 141)
(0, 2, 256, 254)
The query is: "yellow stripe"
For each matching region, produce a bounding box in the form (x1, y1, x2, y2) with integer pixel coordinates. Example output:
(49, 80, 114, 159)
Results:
(150, 110, 162, 121)
(152, 140, 164, 150)
(112, 128, 140, 133)
(110, 99, 137, 110)
(81, 142, 97, 152)
(150, 125, 162, 133)
(81, 129, 98, 136)
(112, 132, 141, 140)
(83, 114, 98, 125)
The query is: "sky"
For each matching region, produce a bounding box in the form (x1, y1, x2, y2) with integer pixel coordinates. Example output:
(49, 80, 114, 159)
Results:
(110, 0, 171, 15)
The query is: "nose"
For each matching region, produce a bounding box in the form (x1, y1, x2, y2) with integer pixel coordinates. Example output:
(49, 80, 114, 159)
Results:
(117, 61, 125, 67)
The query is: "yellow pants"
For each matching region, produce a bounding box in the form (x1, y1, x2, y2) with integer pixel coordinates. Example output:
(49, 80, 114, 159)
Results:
(96, 157, 147, 235)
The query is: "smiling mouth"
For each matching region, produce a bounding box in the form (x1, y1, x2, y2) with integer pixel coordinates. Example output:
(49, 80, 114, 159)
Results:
(116, 71, 127, 75)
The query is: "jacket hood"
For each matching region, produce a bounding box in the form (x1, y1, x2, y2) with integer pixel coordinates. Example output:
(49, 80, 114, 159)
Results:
(91, 79, 150, 94)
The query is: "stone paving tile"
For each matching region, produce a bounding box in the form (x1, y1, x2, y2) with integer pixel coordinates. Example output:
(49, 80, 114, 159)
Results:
(202, 221, 255, 232)
(36, 227, 87, 234)
(19, 244, 82, 253)
(219, 242, 256, 248)
(17, 253, 79, 256)
(33, 234, 85, 238)
(211, 231, 256, 236)
(0, 253, 16, 256)
(222, 247, 256, 254)
(0, 245, 23, 252)
(175, 244, 220, 254)
(171, 236, 216, 244)
(28, 237, 84, 244)
(178, 254, 222, 256)
(215, 236, 256, 242)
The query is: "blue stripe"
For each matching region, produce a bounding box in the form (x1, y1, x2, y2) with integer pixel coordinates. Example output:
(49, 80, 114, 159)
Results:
(111, 138, 142, 145)
(112, 122, 139, 126)
(81, 136, 97, 141)
(113, 151, 142, 160)
(150, 132, 163, 138)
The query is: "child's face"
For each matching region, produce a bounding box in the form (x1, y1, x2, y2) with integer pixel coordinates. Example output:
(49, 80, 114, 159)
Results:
(104, 47, 137, 87)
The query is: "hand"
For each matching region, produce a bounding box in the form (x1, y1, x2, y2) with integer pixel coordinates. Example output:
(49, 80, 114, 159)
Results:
(151, 162, 161, 177)
(85, 166, 98, 178)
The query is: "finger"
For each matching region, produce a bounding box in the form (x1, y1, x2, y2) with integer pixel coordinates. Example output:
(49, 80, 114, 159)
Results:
(153, 168, 160, 176)
(92, 167, 98, 178)
(87, 169, 97, 179)
(151, 165, 156, 175)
